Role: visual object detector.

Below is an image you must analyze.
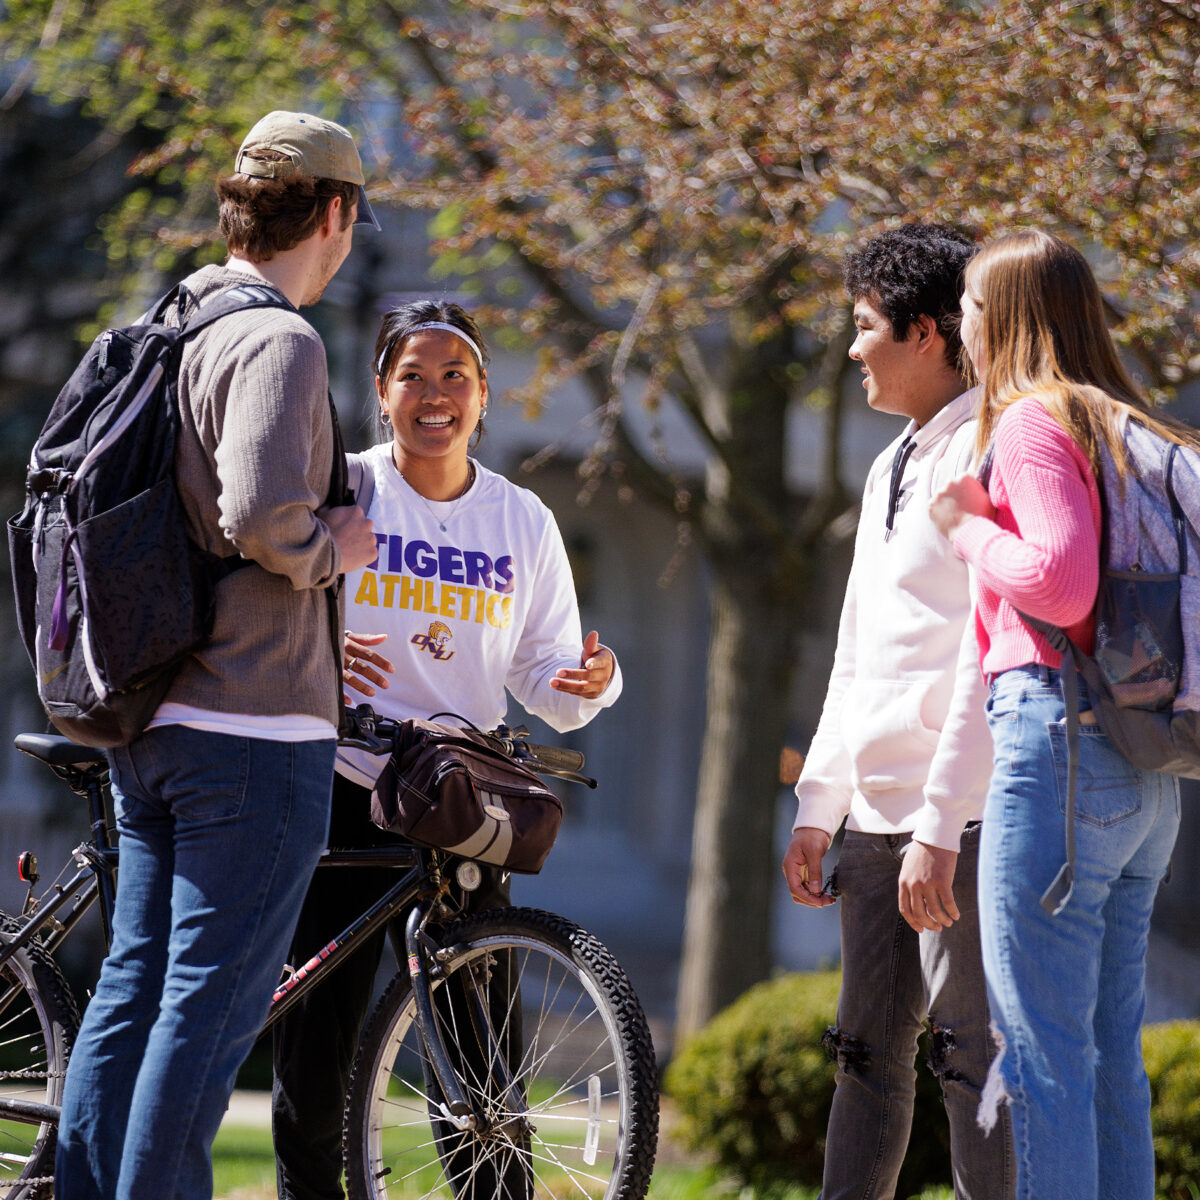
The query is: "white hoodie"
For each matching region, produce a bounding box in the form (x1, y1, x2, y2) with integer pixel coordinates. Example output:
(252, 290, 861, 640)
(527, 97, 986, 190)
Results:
(793, 390, 992, 852)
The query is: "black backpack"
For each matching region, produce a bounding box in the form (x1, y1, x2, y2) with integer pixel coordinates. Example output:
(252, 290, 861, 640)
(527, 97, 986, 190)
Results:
(8, 282, 297, 749)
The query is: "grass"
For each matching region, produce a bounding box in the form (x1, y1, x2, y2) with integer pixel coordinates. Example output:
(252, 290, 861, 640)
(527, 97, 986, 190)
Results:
(212, 1123, 277, 1196)
(3, 1100, 953, 1200)
(210, 1119, 955, 1200)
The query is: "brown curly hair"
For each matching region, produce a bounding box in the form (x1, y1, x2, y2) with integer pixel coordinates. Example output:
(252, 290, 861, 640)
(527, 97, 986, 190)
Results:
(216, 151, 356, 261)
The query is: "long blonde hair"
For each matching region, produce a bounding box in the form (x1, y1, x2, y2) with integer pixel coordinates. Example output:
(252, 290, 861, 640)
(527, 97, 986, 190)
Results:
(969, 230, 1200, 473)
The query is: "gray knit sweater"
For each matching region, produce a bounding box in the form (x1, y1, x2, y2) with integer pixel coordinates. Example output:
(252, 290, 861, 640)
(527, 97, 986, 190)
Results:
(165, 264, 343, 725)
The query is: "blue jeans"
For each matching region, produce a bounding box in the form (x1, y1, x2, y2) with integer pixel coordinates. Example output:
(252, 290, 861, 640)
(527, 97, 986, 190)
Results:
(54, 726, 334, 1200)
(822, 827, 1014, 1200)
(980, 665, 1179, 1200)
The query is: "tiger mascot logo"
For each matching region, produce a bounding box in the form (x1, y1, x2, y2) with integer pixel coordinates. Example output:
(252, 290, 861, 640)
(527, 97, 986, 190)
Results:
(411, 621, 455, 661)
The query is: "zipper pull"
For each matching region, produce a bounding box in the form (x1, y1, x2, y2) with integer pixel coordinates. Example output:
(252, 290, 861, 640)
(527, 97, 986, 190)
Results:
(97, 331, 114, 373)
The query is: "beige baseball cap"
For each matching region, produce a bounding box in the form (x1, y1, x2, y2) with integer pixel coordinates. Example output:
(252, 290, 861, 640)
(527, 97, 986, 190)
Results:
(235, 110, 380, 230)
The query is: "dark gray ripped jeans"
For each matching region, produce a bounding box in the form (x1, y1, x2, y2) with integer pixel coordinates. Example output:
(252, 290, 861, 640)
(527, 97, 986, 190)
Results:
(821, 825, 1014, 1200)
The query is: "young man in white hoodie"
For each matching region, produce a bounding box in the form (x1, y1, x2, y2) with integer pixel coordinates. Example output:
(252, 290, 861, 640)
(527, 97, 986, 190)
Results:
(782, 225, 1014, 1199)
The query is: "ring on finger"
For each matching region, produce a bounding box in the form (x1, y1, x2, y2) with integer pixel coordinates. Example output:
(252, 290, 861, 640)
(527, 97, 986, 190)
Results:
(347, 657, 358, 673)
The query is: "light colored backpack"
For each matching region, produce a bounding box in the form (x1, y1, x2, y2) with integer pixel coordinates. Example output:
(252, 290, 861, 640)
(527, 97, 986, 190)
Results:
(983, 415, 1200, 914)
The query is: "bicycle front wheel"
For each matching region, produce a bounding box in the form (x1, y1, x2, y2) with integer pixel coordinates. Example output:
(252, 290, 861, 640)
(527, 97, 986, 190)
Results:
(0, 917, 80, 1198)
(343, 907, 658, 1200)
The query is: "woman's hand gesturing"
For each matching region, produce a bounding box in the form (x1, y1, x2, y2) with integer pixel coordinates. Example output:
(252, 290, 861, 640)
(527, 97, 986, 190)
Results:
(550, 630, 615, 700)
(343, 631, 393, 704)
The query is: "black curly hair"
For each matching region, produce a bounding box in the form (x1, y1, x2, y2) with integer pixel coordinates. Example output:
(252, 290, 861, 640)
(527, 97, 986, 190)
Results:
(843, 224, 976, 368)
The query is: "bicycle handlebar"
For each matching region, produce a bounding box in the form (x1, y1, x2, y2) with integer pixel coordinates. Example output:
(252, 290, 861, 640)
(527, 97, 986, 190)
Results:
(338, 704, 398, 755)
(482, 727, 594, 788)
(339, 705, 596, 788)
(516, 742, 586, 773)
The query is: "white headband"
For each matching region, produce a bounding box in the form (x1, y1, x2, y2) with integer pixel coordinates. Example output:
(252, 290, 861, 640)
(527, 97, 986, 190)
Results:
(376, 322, 484, 376)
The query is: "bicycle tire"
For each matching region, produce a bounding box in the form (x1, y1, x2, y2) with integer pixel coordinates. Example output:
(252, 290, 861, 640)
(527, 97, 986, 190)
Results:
(0, 915, 80, 1198)
(343, 906, 658, 1200)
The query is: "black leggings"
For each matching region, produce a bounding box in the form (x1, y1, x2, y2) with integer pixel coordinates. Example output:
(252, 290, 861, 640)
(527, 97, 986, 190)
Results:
(272, 771, 510, 1200)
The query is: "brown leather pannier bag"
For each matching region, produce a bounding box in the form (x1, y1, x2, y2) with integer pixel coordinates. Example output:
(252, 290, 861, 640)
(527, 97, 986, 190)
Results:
(370, 718, 563, 874)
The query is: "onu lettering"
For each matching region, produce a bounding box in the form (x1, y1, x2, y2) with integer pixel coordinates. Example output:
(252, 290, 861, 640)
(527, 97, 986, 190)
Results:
(367, 535, 514, 594)
(353, 573, 514, 629)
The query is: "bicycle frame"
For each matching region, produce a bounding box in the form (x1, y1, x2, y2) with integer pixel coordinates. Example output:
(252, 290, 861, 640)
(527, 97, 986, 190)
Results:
(0, 757, 115, 978)
(0, 718, 649, 1198)
(0, 714, 557, 1138)
(0, 820, 484, 1129)
(264, 847, 425, 1028)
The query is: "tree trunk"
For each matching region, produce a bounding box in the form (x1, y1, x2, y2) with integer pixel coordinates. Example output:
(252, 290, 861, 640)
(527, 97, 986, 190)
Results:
(670, 297, 823, 1041)
(674, 549, 806, 1040)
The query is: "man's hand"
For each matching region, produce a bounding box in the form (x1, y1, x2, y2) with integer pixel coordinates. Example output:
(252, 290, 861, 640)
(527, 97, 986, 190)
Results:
(929, 473, 994, 540)
(320, 503, 376, 573)
(782, 828, 836, 908)
(898, 840, 960, 933)
(550, 630, 615, 699)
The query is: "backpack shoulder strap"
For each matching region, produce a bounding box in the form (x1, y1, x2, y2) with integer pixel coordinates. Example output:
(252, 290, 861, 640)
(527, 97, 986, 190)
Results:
(977, 443, 994, 490)
(1163, 441, 1187, 573)
(178, 283, 296, 340)
(1014, 612, 1079, 916)
(346, 452, 376, 512)
(136, 282, 188, 328)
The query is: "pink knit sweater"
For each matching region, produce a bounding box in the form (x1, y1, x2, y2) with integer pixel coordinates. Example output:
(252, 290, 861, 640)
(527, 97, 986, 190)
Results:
(951, 398, 1101, 675)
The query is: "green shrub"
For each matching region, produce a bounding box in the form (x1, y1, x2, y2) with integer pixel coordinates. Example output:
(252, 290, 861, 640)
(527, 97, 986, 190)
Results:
(1145, 1021, 1200, 1200)
(664, 971, 951, 1196)
(666, 977, 1200, 1200)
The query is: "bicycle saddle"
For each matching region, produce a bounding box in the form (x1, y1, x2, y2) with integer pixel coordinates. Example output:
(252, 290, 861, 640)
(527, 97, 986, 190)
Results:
(14, 733, 107, 768)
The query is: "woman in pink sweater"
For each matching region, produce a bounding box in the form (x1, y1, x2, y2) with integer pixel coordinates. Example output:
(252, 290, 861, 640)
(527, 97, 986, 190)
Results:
(931, 230, 1196, 1200)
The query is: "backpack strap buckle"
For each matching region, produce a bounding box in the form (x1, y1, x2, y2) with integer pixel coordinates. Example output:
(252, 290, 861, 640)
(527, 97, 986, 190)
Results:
(27, 467, 71, 497)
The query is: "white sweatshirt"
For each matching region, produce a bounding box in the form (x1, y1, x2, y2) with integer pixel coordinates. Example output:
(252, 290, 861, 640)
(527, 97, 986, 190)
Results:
(793, 390, 992, 852)
(336, 443, 622, 787)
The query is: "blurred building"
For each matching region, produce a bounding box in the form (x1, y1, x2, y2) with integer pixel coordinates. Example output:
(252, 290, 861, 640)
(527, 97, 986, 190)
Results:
(2, 98, 1198, 1043)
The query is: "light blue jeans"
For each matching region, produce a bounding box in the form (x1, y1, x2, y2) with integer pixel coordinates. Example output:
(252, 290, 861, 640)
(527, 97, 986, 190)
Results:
(54, 726, 334, 1200)
(980, 665, 1179, 1200)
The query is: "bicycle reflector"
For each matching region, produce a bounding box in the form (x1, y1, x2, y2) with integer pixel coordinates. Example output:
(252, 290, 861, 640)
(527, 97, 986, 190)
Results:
(455, 861, 483, 892)
(17, 852, 38, 885)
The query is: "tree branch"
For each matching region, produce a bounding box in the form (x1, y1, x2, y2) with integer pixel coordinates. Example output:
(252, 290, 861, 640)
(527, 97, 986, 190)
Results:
(0, 0, 70, 109)
(557, 6, 792, 225)
(672, 334, 736, 459)
(1146, 0, 1200, 32)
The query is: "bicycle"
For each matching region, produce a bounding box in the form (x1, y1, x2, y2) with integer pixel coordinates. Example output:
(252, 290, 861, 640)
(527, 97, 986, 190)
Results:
(0, 707, 659, 1199)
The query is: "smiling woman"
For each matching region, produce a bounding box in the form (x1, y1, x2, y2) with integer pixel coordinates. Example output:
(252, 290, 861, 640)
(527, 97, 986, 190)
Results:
(271, 299, 626, 1199)
(376, 308, 489, 500)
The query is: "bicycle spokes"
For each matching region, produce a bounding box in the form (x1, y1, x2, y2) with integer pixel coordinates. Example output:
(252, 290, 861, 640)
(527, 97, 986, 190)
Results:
(344, 909, 658, 1200)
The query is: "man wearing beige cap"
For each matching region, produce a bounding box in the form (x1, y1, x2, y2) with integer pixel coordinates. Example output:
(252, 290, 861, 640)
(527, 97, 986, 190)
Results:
(55, 111, 379, 1200)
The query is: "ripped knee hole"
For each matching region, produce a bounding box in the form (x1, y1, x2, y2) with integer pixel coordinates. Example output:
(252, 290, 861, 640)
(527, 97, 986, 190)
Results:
(821, 1025, 871, 1070)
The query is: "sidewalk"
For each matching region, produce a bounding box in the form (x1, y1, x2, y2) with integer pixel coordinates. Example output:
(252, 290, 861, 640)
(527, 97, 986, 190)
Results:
(223, 1089, 272, 1128)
